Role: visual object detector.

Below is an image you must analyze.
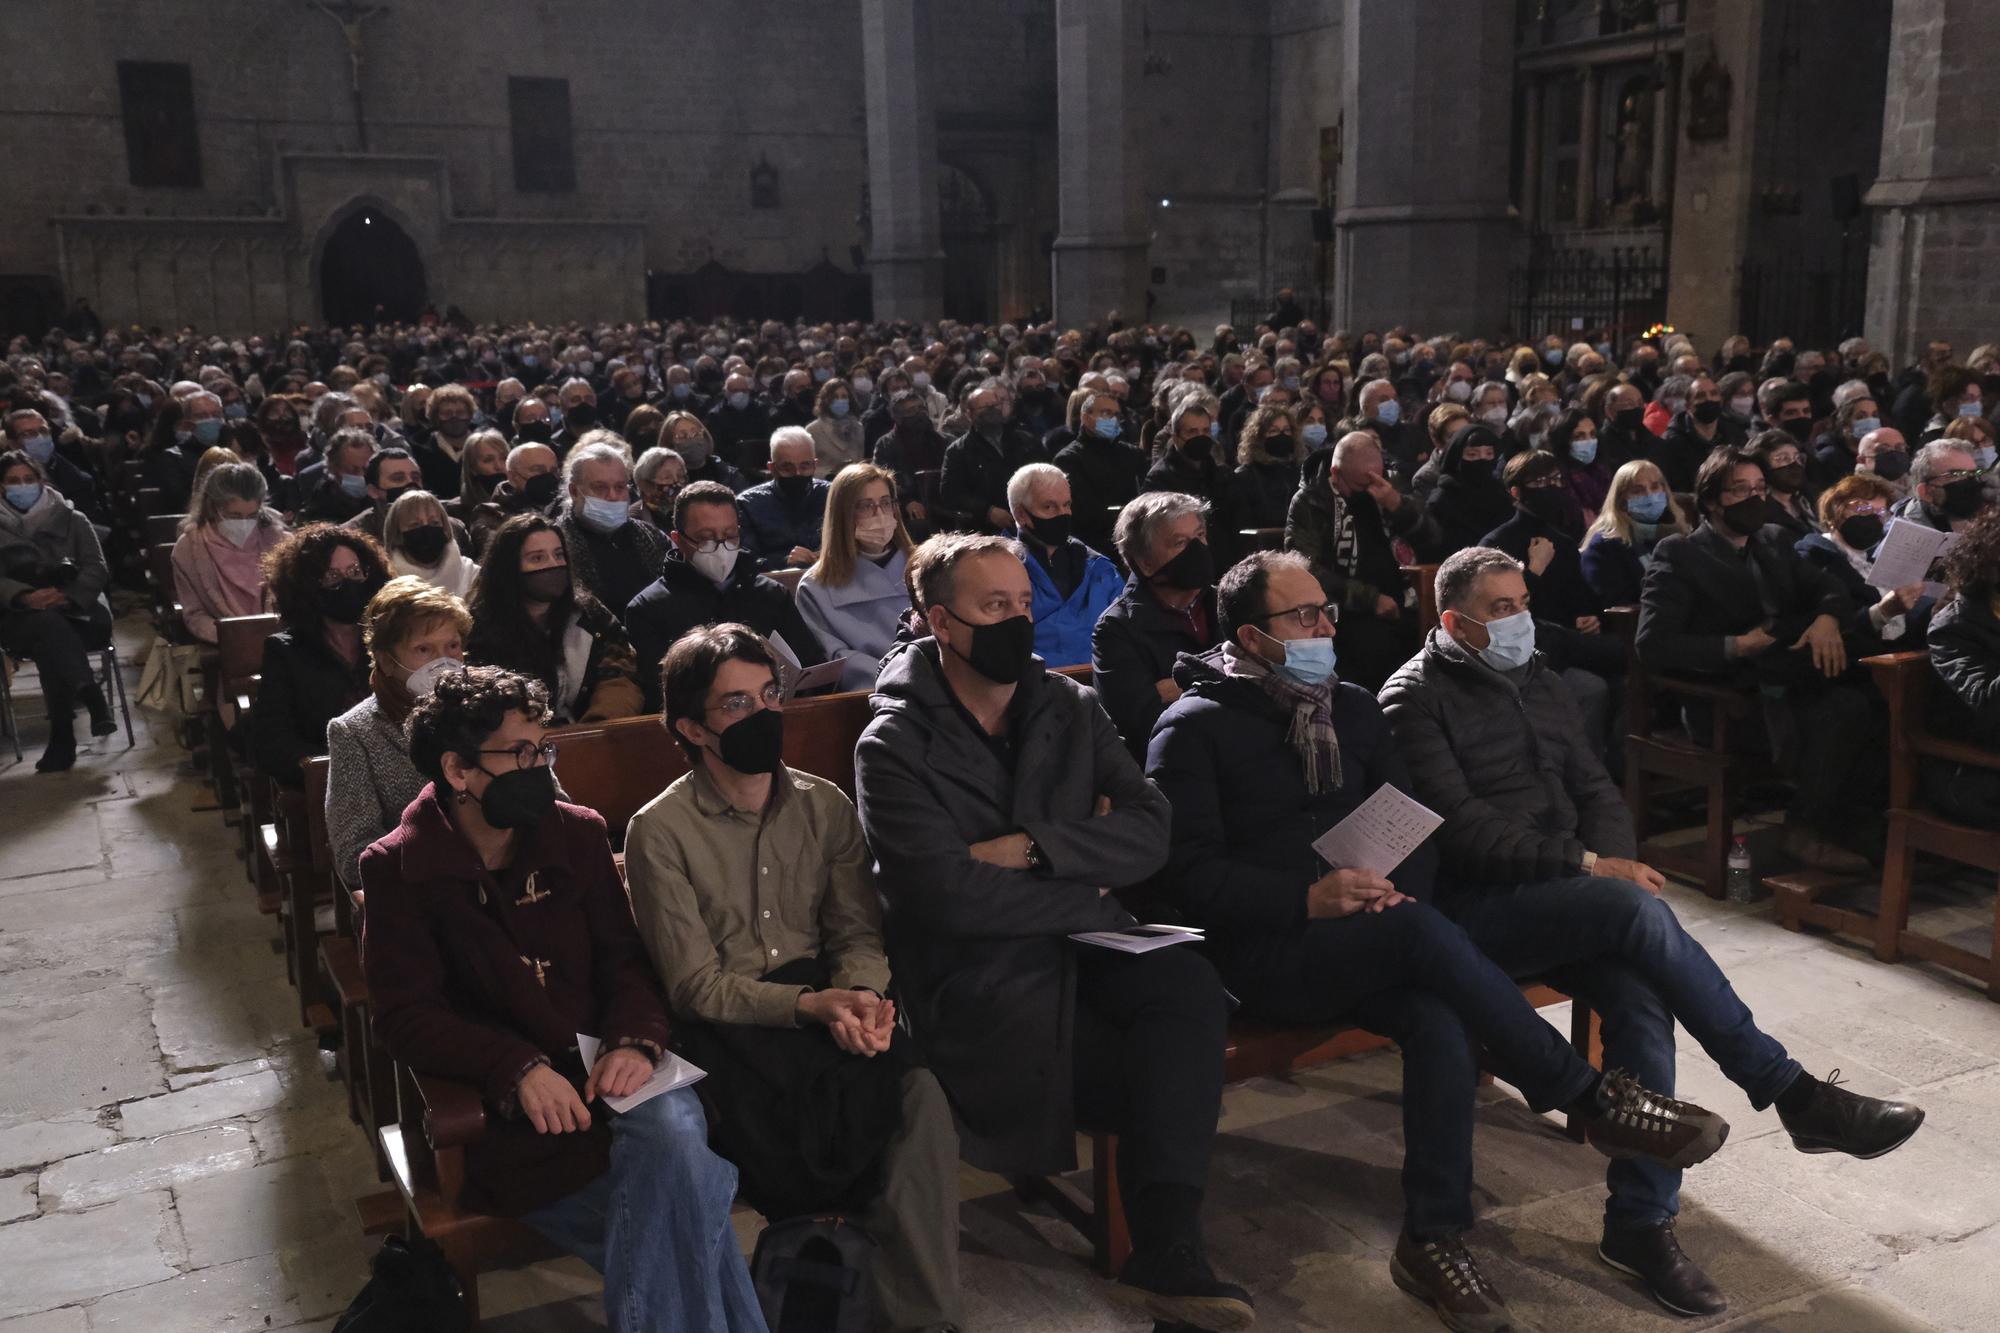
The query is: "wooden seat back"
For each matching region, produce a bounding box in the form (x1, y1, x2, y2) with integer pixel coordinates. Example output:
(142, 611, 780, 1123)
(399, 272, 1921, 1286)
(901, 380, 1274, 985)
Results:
(1401, 562, 1440, 632)
(145, 513, 184, 547)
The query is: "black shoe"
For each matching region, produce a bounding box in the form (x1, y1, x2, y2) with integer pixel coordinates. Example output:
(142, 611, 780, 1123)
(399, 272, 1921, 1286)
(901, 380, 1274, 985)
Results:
(1390, 1232, 1512, 1332)
(35, 728, 77, 773)
(1599, 1220, 1726, 1317)
(1113, 1243, 1255, 1332)
(1777, 1070, 1925, 1158)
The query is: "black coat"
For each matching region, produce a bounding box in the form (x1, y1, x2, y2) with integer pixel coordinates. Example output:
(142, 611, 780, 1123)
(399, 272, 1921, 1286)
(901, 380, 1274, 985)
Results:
(1924, 594, 2000, 827)
(142, 444, 200, 513)
(704, 400, 775, 470)
(853, 642, 1164, 1177)
(1426, 426, 1516, 555)
(1142, 451, 1240, 563)
(1636, 522, 1851, 682)
(937, 428, 1048, 531)
(622, 552, 824, 712)
(252, 629, 370, 787)
(1482, 507, 1605, 627)
(1656, 411, 1729, 494)
(1378, 628, 1634, 897)
(1232, 460, 1300, 532)
(1091, 575, 1220, 757)
(1053, 433, 1149, 554)
(1598, 419, 1663, 474)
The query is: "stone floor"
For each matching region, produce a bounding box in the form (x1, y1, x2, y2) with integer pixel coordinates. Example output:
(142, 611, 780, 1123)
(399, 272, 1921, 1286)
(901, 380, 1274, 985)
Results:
(2, 608, 1997, 1332)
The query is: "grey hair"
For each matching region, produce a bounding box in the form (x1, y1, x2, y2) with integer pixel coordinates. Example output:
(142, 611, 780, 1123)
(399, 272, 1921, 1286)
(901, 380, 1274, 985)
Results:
(183, 462, 272, 537)
(1331, 430, 1382, 470)
(633, 445, 685, 486)
(1653, 373, 1693, 407)
(312, 390, 359, 435)
(1830, 378, 1874, 411)
(1434, 545, 1524, 614)
(1006, 462, 1068, 517)
(562, 439, 630, 490)
(768, 425, 816, 459)
(1911, 439, 1974, 490)
(505, 440, 557, 473)
(1114, 490, 1209, 571)
(1166, 390, 1221, 439)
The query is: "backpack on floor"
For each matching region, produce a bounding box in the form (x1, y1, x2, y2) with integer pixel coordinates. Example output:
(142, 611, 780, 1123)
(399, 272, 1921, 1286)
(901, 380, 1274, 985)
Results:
(750, 1215, 878, 1333)
(331, 1235, 472, 1333)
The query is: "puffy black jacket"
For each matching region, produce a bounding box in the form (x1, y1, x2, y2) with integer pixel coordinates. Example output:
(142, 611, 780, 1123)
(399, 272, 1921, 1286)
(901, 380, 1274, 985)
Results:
(1923, 593, 2000, 827)
(1377, 628, 1634, 893)
(1091, 575, 1219, 757)
(623, 552, 824, 711)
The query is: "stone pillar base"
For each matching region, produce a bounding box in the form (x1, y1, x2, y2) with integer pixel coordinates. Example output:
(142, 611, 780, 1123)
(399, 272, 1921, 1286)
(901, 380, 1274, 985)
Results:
(869, 252, 945, 324)
(1050, 234, 1148, 327)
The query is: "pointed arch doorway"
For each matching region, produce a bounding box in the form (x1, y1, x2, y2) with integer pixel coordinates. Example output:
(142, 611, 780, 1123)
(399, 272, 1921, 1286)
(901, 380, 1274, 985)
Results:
(318, 204, 427, 326)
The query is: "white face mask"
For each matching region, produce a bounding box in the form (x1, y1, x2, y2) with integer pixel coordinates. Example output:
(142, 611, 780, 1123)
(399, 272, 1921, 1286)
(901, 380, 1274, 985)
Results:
(402, 655, 464, 698)
(689, 540, 741, 585)
(217, 516, 260, 547)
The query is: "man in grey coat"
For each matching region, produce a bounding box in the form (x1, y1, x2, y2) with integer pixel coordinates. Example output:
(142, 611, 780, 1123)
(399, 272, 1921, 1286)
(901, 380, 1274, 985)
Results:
(854, 532, 1253, 1333)
(1378, 545, 1926, 1321)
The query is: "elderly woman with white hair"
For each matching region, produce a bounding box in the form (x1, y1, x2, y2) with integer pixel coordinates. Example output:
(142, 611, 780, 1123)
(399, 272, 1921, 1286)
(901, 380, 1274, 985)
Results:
(553, 434, 668, 618)
(382, 489, 480, 598)
(170, 462, 287, 643)
(1009, 461, 1123, 668)
(738, 425, 830, 570)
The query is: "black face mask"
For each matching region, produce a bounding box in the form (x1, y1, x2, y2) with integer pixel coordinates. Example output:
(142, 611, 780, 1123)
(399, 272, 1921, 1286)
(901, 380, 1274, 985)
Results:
(436, 418, 472, 439)
(516, 421, 553, 445)
(563, 403, 597, 432)
(943, 608, 1036, 684)
(1720, 496, 1768, 537)
(713, 705, 784, 775)
(1770, 461, 1806, 493)
(1614, 407, 1646, 434)
(319, 572, 385, 625)
(520, 566, 571, 602)
(521, 472, 561, 507)
(1151, 537, 1215, 591)
(776, 473, 813, 503)
(379, 484, 415, 508)
(1838, 514, 1885, 551)
(1940, 477, 1987, 518)
(1263, 434, 1296, 459)
(1028, 512, 1073, 548)
(1870, 451, 1910, 481)
(473, 765, 558, 830)
(1454, 456, 1495, 482)
(401, 525, 450, 565)
(1692, 400, 1723, 425)
(1178, 434, 1212, 464)
(1780, 417, 1813, 444)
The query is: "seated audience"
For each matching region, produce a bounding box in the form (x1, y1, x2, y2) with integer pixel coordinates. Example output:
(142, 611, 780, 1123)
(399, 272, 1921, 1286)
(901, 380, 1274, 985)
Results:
(470, 441, 562, 557)
(414, 383, 478, 498)
(631, 445, 687, 533)
(1483, 451, 1606, 640)
(706, 371, 774, 471)
(555, 439, 668, 617)
(1232, 402, 1302, 532)
(145, 390, 224, 511)
(348, 447, 473, 550)
(807, 376, 868, 477)
(1925, 508, 2000, 827)
(1426, 422, 1514, 554)
(1919, 362, 1982, 443)
(1811, 395, 1881, 490)
(4, 407, 98, 519)
(359, 667, 763, 1331)
(1380, 544, 1926, 1317)
(1143, 392, 1239, 560)
(797, 464, 915, 692)
(1797, 474, 1933, 653)
(326, 577, 468, 888)
(1657, 374, 1728, 493)
(295, 426, 376, 526)
(854, 533, 1252, 1331)
(625, 625, 960, 1330)
(1599, 381, 1664, 474)
(871, 390, 949, 534)
(1580, 459, 1690, 608)
(252, 524, 389, 788)
(1545, 408, 1610, 524)
(1093, 492, 1221, 756)
(623, 482, 823, 711)
(0, 450, 115, 771)
(1053, 385, 1148, 556)
(383, 489, 480, 597)
(1150, 549, 1726, 1328)
(1009, 462, 1121, 669)
(465, 514, 642, 726)
(1747, 430, 1819, 539)
(1636, 448, 1882, 870)
(443, 427, 509, 525)
(171, 462, 285, 644)
(1894, 439, 1991, 534)
(1855, 424, 1913, 499)
(664, 410, 751, 494)
(938, 379, 1048, 533)
(738, 427, 830, 571)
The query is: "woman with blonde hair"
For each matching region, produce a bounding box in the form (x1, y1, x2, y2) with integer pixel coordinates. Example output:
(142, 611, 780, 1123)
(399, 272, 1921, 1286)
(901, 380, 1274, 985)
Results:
(446, 427, 510, 522)
(1580, 458, 1689, 606)
(795, 463, 914, 691)
(382, 489, 480, 597)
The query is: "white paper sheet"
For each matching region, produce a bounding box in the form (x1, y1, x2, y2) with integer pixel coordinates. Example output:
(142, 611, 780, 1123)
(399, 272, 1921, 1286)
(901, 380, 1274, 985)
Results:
(1867, 519, 1959, 592)
(575, 1033, 706, 1115)
(1309, 785, 1443, 877)
(1069, 924, 1206, 954)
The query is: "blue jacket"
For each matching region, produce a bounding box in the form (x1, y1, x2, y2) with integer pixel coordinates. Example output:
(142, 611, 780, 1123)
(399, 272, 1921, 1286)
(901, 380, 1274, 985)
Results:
(737, 478, 830, 571)
(1022, 537, 1123, 669)
(796, 547, 912, 692)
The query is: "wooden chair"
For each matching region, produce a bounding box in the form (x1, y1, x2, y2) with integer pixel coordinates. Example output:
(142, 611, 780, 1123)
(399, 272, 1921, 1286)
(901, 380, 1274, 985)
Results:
(144, 512, 184, 547)
(1606, 606, 1766, 899)
(1401, 562, 1441, 633)
(214, 614, 281, 901)
(1239, 527, 1285, 553)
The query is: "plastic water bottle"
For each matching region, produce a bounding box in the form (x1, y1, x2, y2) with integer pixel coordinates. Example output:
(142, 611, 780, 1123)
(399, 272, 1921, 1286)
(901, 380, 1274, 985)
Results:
(1725, 835, 1755, 902)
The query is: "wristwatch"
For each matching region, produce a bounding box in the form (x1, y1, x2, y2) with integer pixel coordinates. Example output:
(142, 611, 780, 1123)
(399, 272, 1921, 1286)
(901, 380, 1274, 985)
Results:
(1579, 850, 1599, 875)
(1023, 834, 1048, 876)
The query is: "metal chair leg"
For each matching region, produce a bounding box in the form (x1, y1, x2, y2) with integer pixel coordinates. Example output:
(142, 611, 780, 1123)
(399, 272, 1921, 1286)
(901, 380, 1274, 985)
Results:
(105, 646, 136, 750)
(0, 655, 19, 762)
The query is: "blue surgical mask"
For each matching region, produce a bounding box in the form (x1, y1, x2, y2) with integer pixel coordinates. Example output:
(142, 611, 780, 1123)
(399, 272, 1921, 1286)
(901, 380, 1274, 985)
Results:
(1960, 400, 1984, 418)
(1544, 348, 1564, 366)
(1375, 399, 1400, 427)
(4, 482, 43, 511)
(21, 433, 55, 466)
(192, 418, 224, 447)
(727, 391, 750, 411)
(1093, 416, 1121, 440)
(1568, 436, 1598, 465)
(1628, 490, 1669, 523)
(1850, 416, 1880, 438)
(1976, 445, 1998, 472)
(224, 402, 249, 420)
(1271, 634, 1338, 686)
(672, 382, 692, 400)
(580, 494, 630, 532)
(813, 366, 832, 382)
(1470, 609, 1536, 671)
(830, 398, 851, 417)
(1301, 422, 1328, 448)
(338, 472, 368, 498)
(1208, 420, 1222, 440)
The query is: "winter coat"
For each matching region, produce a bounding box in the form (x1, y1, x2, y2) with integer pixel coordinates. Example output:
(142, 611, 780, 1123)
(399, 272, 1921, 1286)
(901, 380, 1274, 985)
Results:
(797, 548, 912, 692)
(853, 641, 1163, 1177)
(1425, 424, 1516, 555)
(1795, 532, 1934, 653)
(251, 628, 370, 787)
(1656, 411, 1730, 494)
(1284, 449, 1442, 613)
(1636, 522, 1852, 682)
(1091, 574, 1220, 757)
(1052, 432, 1149, 556)
(1142, 451, 1240, 565)
(1022, 538, 1124, 670)
(0, 484, 110, 618)
(1378, 628, 1634, 897)
(170, 522, 283, 643)
(1924, 593, 2000, 827)
(623, 552, 825, 712)
(1232, 460, 1300, 532)
(1481, 507, 1605, 627)
(554, 507, 669, 620)
(325, 693, 426, 891)
(737, 477, 831, 571)
(937, 429, 1049, 532)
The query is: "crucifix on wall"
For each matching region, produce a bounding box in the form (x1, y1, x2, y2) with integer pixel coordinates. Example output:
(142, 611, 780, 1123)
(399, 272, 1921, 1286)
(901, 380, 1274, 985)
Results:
(306, 1, 388, 150)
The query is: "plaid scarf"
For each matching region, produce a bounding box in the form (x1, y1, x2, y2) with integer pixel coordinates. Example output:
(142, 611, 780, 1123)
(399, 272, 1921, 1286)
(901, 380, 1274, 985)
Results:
(1220, 643, 1342, 794)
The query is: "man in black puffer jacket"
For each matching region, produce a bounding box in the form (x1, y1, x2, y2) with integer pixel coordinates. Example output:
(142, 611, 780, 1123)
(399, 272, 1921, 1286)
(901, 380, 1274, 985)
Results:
(1378, 544, 1926, 1321)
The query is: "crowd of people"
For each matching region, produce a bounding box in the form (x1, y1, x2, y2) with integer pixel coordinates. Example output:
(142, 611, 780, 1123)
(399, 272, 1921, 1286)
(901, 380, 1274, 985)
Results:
(8, 301, 1997, 1332)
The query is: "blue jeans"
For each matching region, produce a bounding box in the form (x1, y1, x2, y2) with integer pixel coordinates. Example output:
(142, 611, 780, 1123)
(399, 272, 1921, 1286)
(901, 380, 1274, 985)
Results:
(521, 1086, 768, 1333)
(1445, 876, 1803, 1229)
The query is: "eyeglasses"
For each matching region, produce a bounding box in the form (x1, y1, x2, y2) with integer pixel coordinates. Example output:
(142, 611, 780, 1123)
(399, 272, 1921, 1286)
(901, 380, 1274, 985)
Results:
(1260, 602, 1339, 630)
(709, 682, 783, 721)
(853, 498, 897, 519)
(317, 566, 371, 591)
(685, 536, 741, 554)
(1932, 468, 1984, 483)
(1721, 482, 1770, 500)
(1849, 503, 1889, 517)
(478, 741, 558, 771)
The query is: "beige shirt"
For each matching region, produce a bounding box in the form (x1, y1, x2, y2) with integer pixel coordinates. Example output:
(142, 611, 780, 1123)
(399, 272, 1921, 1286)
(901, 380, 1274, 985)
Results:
(624, 762, 891, 1028)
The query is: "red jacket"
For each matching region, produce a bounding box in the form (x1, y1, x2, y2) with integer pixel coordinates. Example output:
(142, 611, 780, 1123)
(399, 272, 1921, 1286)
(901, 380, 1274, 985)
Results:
(360, 784, 673, 1215)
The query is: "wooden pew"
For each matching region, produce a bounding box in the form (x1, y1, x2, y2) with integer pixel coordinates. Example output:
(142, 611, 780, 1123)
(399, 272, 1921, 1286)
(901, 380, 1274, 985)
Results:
(1239, 527, 1285, 553)
(215, 614, 280, 898)
(1401, 562, 1441, 633)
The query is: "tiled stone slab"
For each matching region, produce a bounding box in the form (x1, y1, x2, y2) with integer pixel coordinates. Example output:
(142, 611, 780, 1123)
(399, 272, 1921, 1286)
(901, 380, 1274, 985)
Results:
(0, 1193, 179, 1319)
(39, 1125, 255, 1210)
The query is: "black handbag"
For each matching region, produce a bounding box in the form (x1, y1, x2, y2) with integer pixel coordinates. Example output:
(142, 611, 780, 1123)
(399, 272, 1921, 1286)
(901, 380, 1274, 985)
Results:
(330, 1235, 471, 1333)
(751, 1215, 879, 1333)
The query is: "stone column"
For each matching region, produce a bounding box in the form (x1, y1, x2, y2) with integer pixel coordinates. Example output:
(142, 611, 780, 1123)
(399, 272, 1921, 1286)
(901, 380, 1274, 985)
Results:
(1575, 68, 1601, 226)
(1650, 60, 1677, 211)
(1520, 79, 1543, 229)
(860, 0, 944, 322)
(1865, 0, 2000, 362)
(1051, 0, 1149, 326)
(1664, 0, 1763, 347)
(1333, 0, 1515, 333)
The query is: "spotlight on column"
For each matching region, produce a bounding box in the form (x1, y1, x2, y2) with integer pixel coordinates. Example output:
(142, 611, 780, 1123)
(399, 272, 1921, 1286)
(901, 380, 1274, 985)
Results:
(1159, 197, 1171, 208)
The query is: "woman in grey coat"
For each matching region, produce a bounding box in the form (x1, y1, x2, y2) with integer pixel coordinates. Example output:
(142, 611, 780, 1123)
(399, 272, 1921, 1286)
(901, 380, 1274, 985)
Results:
(1, 449, 114, 770)
(796, 464, 915, 692)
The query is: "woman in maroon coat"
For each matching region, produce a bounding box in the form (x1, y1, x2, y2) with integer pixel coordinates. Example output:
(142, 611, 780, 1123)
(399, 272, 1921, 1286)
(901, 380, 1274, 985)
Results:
(360, 666, 766, 1332)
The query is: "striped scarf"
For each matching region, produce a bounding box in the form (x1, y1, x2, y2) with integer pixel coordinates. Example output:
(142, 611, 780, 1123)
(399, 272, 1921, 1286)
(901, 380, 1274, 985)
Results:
(1220, 642, 1342, 794)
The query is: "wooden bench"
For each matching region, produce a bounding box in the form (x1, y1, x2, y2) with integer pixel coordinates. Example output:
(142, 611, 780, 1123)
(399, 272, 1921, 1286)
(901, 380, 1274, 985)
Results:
(215, 614, 280, 897)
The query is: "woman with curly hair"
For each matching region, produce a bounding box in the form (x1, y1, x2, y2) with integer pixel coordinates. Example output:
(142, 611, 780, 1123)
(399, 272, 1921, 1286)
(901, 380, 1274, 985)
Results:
(252, 523, 390, 787)
(465, 513, 642, 725)
(1925, 506, 2000, 828)
(1233, 401, 1303, 531)
(358, 666, 764, 1330)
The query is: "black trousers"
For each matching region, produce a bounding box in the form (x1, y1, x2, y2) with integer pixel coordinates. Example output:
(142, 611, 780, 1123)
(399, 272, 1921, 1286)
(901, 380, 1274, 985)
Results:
(1, 603, 112, 717)
(1070, 944, 1228, 1248)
